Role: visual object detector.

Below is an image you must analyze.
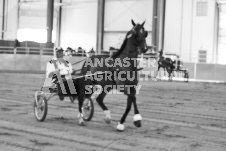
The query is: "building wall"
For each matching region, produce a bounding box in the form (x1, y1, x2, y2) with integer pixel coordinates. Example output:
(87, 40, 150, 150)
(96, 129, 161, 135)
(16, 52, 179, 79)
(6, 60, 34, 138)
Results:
(164, 0, 183, 55)
(0, 0, 222, 64)
(164, 0, 218, 64)
(181, 0, 193, 62)
(60, 0, 97, 51)
(0, 0, 18, 40)
(103, 0, 153, 51)
(218, 4, 226, 64)
(192, 0, 217, 63)
(0, 0, 3, 39)
(18, 1, 58, 43)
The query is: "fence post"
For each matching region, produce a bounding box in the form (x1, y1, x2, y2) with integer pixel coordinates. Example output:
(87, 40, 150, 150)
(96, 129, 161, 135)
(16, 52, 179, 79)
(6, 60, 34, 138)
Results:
(27, 47, 29, 55)
(194, 62, 197, 80)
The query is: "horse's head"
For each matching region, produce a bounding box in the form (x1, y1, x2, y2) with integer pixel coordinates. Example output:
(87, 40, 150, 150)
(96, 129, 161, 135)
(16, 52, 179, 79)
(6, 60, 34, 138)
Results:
(128, 19, 148, 54)
(112, 20, 148, 59)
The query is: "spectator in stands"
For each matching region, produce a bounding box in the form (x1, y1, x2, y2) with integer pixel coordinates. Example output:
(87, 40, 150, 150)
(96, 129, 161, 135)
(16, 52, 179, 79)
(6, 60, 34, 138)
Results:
(65, 47, 75, 57)
(14, 39, 20, 48)
(77, 47, 86, 56)
(87, 47, 95, 57)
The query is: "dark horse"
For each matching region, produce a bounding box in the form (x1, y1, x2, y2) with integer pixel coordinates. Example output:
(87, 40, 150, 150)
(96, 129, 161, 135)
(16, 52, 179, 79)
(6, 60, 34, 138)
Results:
(76, 20, 148, 131)
(156, 50, 174, 81)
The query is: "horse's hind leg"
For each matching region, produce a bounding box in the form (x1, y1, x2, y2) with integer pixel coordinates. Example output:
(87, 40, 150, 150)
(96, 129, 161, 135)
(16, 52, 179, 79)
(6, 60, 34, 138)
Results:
(78, 90, 85, 126)
(96, 88, 111, 124)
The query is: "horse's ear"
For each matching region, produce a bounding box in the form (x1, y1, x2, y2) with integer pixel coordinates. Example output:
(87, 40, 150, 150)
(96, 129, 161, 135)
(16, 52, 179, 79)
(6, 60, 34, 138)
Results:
(141, 20, 146, 27)
(131, 19, 136, 26)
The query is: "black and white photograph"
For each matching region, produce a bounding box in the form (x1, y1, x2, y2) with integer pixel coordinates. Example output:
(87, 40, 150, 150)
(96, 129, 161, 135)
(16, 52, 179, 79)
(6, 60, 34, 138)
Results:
(0, 0, 226, 150)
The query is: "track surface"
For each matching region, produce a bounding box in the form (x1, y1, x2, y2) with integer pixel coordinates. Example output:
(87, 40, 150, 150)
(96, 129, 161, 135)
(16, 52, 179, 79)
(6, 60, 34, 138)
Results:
(0, 73, 226, 151)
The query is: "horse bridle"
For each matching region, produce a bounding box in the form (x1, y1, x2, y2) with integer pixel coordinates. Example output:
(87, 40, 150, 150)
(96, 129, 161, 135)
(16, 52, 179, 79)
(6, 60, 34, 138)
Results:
(120, 28, 147, 55)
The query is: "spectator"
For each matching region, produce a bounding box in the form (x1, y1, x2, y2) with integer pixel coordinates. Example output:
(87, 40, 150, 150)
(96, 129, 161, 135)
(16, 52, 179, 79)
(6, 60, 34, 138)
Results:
(174, 55, 183, 70)
(65, 47, 75, 57)
(87, 47, 95, 57)
(77, 47, 86, 56)
(14, 39, 20, 48)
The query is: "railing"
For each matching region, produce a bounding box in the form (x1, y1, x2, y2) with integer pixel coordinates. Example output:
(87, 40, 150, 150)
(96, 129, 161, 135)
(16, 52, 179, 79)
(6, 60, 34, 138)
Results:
(0, 46, 54, 56)
(0, 46, 158, 59)
(0, 47, 89, 57)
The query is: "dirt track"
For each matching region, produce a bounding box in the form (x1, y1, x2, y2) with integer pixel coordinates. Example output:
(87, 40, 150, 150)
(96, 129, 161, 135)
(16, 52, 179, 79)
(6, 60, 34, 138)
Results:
(0, 73, 226, 151)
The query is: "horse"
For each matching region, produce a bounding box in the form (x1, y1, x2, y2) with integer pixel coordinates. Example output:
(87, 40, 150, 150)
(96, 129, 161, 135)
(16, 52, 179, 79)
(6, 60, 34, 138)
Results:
(156, 53, 189, 82)
(156, 51, 175, 81)
(77, 20, 148, 131)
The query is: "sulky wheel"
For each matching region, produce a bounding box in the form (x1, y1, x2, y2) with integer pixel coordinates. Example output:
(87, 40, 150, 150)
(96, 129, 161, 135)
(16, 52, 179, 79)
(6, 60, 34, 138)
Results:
(34, 92, 48, 122)
(82, 98, 94, 121)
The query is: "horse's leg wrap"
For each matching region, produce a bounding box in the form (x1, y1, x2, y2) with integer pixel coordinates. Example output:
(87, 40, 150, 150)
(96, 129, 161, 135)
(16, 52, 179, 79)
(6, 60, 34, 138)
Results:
(78, 113, 85, 126)
(104, 110, 111, 124)
(133, 114, 142, 127)
(116, 122, 125, 131)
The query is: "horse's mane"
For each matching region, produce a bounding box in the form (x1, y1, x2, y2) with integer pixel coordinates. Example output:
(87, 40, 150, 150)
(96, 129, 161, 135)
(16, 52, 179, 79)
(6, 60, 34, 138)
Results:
(112, 31, 131, 58)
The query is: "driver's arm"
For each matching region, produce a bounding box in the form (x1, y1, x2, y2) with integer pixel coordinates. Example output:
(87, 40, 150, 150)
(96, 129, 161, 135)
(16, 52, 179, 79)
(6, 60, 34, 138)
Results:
(67, 62, 73, 74)
(46, 62, 58, 78)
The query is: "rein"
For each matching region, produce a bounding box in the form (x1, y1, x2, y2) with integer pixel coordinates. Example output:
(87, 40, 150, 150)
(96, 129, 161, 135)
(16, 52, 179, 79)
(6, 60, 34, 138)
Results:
(72, 58, 87, 66)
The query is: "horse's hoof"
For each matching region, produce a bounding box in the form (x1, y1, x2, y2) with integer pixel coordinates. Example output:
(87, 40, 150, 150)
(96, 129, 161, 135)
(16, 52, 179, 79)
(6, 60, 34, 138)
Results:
(104, 110, 111, 124)
(134, 120, 142, 127)
(133, 114, 142, 128)
(105, 118, 111, 124)
(78, 113, 85, 126)
(79, 118, 86, 126)
(116, 122, 125, 132)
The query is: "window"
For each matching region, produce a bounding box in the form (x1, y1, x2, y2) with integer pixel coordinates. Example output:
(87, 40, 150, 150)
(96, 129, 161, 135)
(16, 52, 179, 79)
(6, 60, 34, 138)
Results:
(198, 50, 207, 63)
(196, 2, 208, 16)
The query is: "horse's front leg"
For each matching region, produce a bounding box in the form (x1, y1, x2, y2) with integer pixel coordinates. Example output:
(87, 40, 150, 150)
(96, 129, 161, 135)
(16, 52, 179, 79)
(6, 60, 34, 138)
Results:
(132, 93, 142, 128)
(117, 94, 133, 131)
(117, 87, 142, 131)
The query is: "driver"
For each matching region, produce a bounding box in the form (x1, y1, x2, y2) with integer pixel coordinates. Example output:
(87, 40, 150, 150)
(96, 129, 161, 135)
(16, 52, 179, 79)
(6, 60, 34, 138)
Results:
(174, 55, 183, 70)
(43, 47, 76, 99)
(46, 47, 73, 80)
